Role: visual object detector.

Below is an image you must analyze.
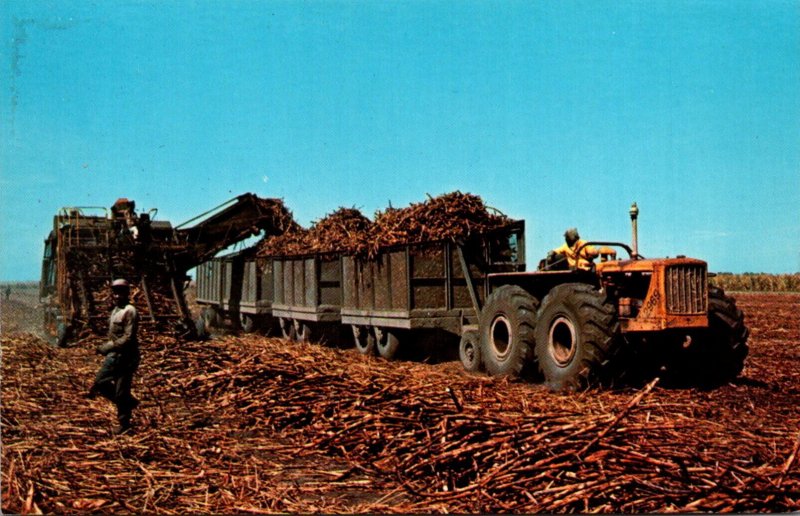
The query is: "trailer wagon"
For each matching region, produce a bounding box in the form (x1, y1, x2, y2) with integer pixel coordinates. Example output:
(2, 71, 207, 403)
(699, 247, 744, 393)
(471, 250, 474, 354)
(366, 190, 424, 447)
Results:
(196, 250, 275, 333)
(341, 221, 525, 358)
(271, 253, 343, 342)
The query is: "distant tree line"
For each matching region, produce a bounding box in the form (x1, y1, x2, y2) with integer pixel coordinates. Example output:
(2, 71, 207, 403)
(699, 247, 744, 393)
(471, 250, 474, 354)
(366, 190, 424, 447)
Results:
(710, 273, 800, 292)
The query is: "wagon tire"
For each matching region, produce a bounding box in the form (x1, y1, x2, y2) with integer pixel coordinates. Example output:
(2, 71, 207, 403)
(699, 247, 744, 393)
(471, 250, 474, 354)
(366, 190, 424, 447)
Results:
(56, 322, 69, 348)
(200, 307, 221, 334)
(375, 327, 401, 359)
(459, 330, 482, 373)
(195, 317, 209, 340)
(240, 313, 256, 334)
(480, 285, 539, 379)
(294, 320, 313, 343)
(279, 318, 296, 341)
(534, 283, 620, 391)
(353, 325, 376, 355)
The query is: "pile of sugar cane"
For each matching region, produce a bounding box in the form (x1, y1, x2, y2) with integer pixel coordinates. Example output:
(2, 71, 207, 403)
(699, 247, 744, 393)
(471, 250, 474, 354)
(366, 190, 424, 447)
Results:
(256, 192, 511, 257)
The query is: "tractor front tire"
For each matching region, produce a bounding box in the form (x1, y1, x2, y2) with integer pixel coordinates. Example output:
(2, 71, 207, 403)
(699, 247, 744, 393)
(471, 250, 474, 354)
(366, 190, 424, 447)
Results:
(480, 285, 539, 379)
(667, 287, 749, 387)
(707, 287, 749, 381)
(534, 283, 620, 391)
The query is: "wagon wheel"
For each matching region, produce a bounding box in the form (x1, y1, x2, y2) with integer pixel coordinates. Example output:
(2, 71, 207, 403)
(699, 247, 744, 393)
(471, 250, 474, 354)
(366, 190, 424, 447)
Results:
(279, 317, 296, 341)
(459, 330, 482, 373)
(352, 325, 376, 355)
(195, 307, 219, 339)
(195, 316, 209, 340)
(202, 306, 220, 329)
(239, 313, 257, 334)
(293, 319, 313, 343)
(374, 327, 401, 359)
(56, 321, 70, 348)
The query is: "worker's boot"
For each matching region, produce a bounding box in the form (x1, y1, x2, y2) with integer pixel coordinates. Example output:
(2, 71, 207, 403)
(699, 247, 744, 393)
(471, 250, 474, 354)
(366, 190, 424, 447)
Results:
(114, 399, 136, 435)
(114, 415, 132, 435)
(85, 385, 98, 399)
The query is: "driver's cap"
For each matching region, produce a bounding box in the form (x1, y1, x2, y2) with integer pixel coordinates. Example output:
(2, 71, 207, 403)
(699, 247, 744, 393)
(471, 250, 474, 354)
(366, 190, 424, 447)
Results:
(564, 228, 580, 240)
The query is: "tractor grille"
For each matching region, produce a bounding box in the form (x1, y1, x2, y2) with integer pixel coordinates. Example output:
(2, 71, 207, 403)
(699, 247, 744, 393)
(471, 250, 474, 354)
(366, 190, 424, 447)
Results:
(665, 264, 707, 314)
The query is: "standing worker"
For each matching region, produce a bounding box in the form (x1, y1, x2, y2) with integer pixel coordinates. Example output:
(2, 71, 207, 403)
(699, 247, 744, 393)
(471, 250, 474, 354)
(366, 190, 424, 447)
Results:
(547, 228, 599, 271)
(87, 279, 140, 434)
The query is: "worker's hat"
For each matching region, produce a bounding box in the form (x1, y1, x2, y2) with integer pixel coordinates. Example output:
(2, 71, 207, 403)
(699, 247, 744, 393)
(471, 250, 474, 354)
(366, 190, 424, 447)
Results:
(111, 279, 130, 290)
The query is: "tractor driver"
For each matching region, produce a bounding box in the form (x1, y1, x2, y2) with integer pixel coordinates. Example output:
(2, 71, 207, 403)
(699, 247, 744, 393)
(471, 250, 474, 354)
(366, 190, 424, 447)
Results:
(547, 228, 599, 271)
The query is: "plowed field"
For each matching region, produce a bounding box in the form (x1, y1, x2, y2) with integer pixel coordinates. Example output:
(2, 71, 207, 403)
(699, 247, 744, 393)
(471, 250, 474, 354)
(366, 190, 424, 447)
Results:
(1, 290, 798, 513)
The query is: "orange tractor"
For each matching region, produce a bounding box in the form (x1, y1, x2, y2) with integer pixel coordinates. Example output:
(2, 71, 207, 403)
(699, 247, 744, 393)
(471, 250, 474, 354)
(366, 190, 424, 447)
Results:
(466, 203, 749, 390)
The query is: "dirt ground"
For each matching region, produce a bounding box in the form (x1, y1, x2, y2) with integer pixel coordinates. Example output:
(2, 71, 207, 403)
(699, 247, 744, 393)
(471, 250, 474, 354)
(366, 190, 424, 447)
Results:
(1, 285, 798, 513)
(0, 283, 42, 336)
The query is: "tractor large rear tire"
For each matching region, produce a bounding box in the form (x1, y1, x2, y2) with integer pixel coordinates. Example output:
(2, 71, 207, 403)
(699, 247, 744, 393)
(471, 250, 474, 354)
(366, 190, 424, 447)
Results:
(534, 283, 620, 391)
(480, 285, 539, 379)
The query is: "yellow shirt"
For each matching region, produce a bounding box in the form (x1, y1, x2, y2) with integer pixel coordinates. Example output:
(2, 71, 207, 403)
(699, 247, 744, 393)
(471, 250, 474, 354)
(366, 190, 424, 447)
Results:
(554, 239, 598, 270)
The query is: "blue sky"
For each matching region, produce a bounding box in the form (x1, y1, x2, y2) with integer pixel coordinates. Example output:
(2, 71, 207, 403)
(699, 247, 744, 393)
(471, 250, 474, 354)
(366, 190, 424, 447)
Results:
(1, 0, 798, 280)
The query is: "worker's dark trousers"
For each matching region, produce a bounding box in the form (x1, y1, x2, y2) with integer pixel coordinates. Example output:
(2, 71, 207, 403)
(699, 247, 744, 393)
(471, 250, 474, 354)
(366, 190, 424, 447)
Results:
(93, 352, 139, 428)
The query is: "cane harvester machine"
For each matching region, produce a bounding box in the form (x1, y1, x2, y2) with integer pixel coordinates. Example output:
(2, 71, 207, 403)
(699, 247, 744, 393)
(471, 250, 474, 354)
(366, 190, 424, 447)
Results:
(40, 193, 293, 346)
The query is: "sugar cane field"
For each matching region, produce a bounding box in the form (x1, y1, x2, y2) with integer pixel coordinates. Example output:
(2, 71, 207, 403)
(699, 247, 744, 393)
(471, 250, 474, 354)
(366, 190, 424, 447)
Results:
(1, 283, 799, 513)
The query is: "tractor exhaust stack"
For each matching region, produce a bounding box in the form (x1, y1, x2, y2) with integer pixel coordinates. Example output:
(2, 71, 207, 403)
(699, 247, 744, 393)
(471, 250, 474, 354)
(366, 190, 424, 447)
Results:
(629, 202, 639, 258)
